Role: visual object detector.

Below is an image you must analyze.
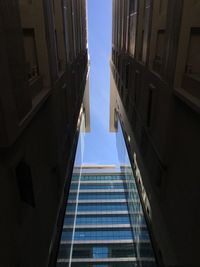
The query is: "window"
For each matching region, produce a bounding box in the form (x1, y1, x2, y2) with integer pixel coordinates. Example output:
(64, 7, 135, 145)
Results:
(153, 30, 166, 74)
(129, 0, 136, 14)
(141, 0, 151, 63)
(23, 28, 39, 81)
(147, 84, 155, 127)
(186, 28, 200, 75)
(181, 27, 200, 99)
(128, 0, 138, 57)
(16, 161, 35, 207)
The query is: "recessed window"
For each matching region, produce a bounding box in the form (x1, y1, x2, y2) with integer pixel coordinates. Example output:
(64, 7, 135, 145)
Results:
(147, 84, 155, 127)
(141, 0, 151, 63)
(23, 28, 39, 81)
(153, 29, 166, 74)
(186, 27, 200, 75)
(128, 0, 138, 57)
(129, 0, 137, 14)
(16, 161, 35, 207)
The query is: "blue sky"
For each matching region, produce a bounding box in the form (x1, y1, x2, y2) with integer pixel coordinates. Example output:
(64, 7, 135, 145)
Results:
(82, 0, 119, 166)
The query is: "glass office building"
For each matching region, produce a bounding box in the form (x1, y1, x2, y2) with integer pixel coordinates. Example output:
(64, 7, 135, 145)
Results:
(56, 165, 157, 267)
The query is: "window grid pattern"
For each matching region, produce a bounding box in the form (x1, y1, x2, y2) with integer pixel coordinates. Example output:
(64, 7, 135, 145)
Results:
(62, 229, 150, 241)
(68, 192, 142, 200)
(67, 203, 133, 212)
(64, 214, 146, 225)
(71, 183, 129, 190)
(57, 172, 156, 266)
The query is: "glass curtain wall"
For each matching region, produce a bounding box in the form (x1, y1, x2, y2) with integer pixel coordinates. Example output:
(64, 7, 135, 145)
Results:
(56, 112, 86, 266)
(116, 118, 157, 267)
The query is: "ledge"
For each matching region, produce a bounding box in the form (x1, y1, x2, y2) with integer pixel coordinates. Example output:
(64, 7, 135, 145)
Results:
(174, 87, 200, 114)
(19, 88, 50, 128)
(29, 76, 43, 99)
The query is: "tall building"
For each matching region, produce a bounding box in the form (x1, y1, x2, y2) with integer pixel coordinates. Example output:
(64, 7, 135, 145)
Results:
(110, 0, 200, 266)
(56, 165, 157, 267)
(0, 1, 89, 266)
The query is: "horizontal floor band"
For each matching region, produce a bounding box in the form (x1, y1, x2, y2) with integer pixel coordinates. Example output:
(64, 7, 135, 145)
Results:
(66, 211, 143, 215)
(67, 200, 140, 204)
(61, 240, 151, 245)
(63, 224, 132, 229)
(71, 180, 132, 184)
(63, 224, 146, 229)
(72, 172, 124, 176)
(70, 189, 133, 193)
(68, 199, 130, 204)
(57, 257, 155, 263)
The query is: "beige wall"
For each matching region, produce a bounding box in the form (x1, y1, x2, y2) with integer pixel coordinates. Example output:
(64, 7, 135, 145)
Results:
(83, 67, 91, 132)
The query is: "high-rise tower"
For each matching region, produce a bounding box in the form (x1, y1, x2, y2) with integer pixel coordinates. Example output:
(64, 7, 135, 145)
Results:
(57, 165, 157, 267)
(110, 0, 200, 266)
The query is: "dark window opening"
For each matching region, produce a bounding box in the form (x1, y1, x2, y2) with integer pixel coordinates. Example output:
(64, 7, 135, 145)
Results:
(16, 161, 35, 207)
(129, 0, 136, 14)
(147, 85, 154, 127)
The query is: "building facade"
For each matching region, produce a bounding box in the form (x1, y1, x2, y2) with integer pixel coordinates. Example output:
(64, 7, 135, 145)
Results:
(0, 1, 89, 266)
(56, 165, 157, 267)
(110, 0, 200, 266)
